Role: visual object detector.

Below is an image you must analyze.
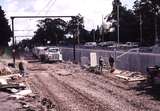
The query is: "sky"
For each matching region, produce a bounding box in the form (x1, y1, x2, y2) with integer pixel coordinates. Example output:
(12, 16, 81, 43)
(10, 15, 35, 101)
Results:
(0, 0, 134, 41)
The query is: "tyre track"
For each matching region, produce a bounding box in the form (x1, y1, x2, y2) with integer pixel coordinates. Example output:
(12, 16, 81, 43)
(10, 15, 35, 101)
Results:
(48, 73, 113, 111)
(34, 72, 108, 111)
(50, 65, 158, 111)
(82, 75, 158, 111)
(28, 62, 160, 111)
(29, 75, 61, 111)
(78, 73, 160, 111)
(51, 72, 140, 111)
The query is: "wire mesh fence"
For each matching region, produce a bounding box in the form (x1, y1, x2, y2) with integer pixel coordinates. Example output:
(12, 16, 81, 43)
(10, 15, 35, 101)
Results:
(62, 47, 160, 73)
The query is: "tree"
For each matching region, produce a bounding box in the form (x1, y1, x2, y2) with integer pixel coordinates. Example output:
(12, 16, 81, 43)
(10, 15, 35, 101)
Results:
(33, 18, 67, 45)
(90, 29, 96, 42)
(95, 26, 101, 42)
(133, 0, 160, 46)
(79, 29, 91, 43)
(0, 6, 11, 46)
(67, 14, 84, 44)
(107, 0, 139, 43)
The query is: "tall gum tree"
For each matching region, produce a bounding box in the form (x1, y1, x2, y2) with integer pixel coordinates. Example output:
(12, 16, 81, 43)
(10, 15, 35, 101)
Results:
(106, 0, 139, 43)
(133, 0, 160, 46)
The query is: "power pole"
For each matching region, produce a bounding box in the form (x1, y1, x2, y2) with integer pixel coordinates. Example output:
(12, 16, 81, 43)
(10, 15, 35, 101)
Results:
(140, 14, 143, 44)
(73, 33, 76, 62)
(93, 29, 95, 42)
(11, 17, 15, 67)
(117, 0, 120, 47)
(101, 15, 104, 42)
(77, 19, 80, 46)
(155, 12, 158, 44)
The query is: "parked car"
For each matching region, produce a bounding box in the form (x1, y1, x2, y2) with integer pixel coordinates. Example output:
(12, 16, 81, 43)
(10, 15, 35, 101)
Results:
(139, 47, 153, 53)
(125, 42, 139, 48)
(84, 42, 97, 47)
(98, 41, 115, 47)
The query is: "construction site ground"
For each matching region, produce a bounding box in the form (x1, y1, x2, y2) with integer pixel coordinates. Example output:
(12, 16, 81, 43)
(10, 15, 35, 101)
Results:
(1, 55, 160, 111)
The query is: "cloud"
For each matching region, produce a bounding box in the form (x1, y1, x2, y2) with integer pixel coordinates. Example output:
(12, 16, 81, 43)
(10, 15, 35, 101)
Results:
(3, 0, 112, 29)
(1, 0, 134, 41)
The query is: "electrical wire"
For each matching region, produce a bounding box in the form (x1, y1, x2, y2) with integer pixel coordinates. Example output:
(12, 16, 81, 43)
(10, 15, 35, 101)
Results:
(16, 0, 57, 40)
(24, 0, 54, 38)
(45, 0, 57, 15)
(37, 0, 53, 15)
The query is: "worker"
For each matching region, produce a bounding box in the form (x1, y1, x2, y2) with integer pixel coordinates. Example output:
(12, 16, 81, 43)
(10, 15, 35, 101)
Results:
(19, 62, 25, 77)
(109, 55, 115, 73)
(99, 56, 104, 73)
(25, 46, 29, 53)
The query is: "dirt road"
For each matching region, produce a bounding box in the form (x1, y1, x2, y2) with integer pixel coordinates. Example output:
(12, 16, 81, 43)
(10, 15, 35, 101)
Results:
(27, 61, 160, 111)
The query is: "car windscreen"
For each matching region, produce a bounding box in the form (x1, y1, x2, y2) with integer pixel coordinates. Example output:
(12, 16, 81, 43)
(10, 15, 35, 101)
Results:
(48, 48, 59, 52)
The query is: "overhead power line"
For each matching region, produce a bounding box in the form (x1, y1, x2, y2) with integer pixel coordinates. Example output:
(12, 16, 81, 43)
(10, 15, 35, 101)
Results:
(14, 30, 33, 31)
(15, 36, 33, 38)
(38, 0, 53, 15)
(45, 0, 57, 14)
(24, 0, 53, 38)
(11, 15, 74, 19)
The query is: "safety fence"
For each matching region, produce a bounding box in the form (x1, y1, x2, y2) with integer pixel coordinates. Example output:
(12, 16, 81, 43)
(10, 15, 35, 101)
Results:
(61, 47, 160, 73)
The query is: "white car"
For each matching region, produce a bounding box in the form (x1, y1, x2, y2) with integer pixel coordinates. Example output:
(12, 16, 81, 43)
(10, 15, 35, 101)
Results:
(40, 47, 63, 62)
(98, 41, 115, 47)
(84, 42, 97, 47)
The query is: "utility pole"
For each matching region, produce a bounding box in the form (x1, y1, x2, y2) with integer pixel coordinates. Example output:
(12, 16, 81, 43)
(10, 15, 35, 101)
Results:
(140, 14, 143, 44)
(93, 29, 95, 42)
(101, 15, 104, 42)
(102, 28, 104, 42)
(77, 19, 80, 46)
(139, 2, 145, 45)
(73, 33, 76, 62)
(155, 12, 158, 44)
(11, 17, 15, 67)
(117, 0, 120, 47)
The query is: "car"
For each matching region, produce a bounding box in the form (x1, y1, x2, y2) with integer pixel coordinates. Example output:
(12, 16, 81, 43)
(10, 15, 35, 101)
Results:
(98, 41, 115, 47)
(125, 42, 139, 48)
(84, 42, 97, 47)
(139, 47, 152, 53)
(98, 42, 107, 47)
(32, 46, 48, 58)
(40, 46, 63, 62)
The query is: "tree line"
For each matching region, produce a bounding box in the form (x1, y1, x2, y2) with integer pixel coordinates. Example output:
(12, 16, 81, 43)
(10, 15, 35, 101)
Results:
(0, 0, 160, 47)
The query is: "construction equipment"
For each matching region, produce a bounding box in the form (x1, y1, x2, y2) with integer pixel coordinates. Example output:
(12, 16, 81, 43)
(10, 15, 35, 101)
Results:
(147, 65, 160, 84)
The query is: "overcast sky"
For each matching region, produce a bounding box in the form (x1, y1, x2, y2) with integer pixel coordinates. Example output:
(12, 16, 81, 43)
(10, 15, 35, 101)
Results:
(0, 0, 134, 40)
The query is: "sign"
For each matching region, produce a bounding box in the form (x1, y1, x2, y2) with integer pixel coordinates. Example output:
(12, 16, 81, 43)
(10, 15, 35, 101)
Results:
(90, 52, 97, 67)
